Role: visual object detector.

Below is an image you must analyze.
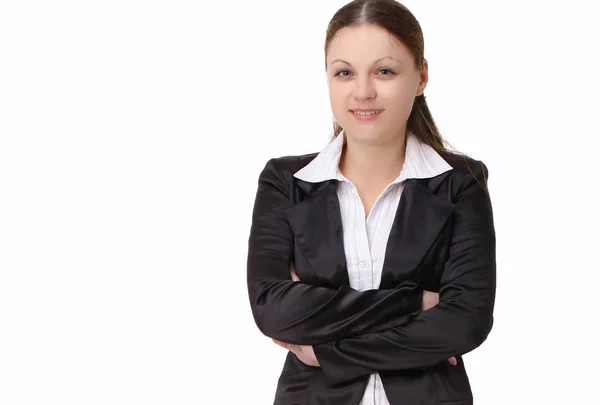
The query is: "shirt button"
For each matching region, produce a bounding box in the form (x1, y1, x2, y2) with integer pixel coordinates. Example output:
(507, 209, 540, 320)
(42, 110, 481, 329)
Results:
(359, 259, 367, 268)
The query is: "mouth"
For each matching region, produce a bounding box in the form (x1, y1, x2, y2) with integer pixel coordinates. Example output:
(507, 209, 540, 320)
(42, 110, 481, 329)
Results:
(350, 109, 383, 120)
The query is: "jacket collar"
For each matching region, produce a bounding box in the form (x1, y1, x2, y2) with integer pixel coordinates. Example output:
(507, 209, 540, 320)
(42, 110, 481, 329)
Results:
(293, 130, 452, 184)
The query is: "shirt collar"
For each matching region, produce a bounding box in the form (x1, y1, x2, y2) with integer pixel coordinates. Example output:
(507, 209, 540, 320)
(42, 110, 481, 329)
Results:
(293, 130, 452, 184)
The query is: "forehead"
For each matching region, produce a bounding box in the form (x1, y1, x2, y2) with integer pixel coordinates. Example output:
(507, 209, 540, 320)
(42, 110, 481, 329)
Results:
(327, 24, 412, 64)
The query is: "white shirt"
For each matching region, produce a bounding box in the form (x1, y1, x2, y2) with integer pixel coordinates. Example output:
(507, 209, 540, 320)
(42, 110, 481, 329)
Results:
(294, 130, 452, 405)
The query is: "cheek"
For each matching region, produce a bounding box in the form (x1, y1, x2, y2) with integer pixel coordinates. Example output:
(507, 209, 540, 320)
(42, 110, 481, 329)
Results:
(328, 85, 348, 113)
(380, 84, 417, 119)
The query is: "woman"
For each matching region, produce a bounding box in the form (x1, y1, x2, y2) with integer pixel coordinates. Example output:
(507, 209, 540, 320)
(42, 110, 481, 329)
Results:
(246, 0, 496, 404)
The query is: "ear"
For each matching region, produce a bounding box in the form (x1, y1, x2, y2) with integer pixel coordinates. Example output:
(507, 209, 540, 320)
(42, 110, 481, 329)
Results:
(416, 59, 429, 96)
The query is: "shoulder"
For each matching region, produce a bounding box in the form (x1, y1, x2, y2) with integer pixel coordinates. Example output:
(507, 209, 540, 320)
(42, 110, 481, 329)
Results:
(412, 149, 490, 200)
(440, 149, 488, 175)
(438, 149, 489, 181)
(255, 152, 320, 196)
(259, 152, 319, 180)
(433, 149, 490, 198)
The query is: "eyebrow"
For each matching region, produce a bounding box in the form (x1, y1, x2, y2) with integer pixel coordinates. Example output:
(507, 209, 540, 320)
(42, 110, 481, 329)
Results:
(329, 56, 403, 66)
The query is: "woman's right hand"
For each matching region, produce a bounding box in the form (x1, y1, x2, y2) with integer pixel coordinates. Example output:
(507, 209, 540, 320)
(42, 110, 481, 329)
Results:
(422, 290, 439, 311)
(290, 263, 300, 281)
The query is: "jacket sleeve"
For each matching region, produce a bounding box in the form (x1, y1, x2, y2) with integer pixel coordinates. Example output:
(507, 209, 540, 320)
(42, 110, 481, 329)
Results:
(247, 158, 423, 345)
(313, 161, 496, 382)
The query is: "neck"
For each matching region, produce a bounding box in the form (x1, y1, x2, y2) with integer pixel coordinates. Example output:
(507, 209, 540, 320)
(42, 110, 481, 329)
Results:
(339, 130, 408, 186)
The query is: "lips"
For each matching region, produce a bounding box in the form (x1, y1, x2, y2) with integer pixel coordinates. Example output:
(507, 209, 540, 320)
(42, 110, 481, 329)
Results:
(350, 109, 383, 121)
(350, 109, 383, 116)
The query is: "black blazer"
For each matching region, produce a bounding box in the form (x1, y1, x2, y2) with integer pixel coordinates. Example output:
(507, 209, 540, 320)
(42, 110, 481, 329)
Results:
(247, 149, 496, 405)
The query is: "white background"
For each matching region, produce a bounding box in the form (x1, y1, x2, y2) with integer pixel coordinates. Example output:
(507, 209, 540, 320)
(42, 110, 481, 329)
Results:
(1, 1, 599, 404)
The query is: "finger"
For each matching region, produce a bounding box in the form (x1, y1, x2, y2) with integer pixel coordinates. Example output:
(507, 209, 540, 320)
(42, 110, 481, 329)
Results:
(295, 353, 319, 367)
(300, 346, 318, 364)
(272, 339, 289, 349)
(273, 339, 302, 356)
(447, 356, 457, 366)
(290, 270, 300, 282)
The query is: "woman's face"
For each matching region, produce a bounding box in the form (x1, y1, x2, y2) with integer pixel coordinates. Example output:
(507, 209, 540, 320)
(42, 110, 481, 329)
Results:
(326, 23, 427, 145)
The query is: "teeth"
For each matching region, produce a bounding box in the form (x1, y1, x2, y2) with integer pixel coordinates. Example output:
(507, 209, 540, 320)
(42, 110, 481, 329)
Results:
(353, 110, 380, 116)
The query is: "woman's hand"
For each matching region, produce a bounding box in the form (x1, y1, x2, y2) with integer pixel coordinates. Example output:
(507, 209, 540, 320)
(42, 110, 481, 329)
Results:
(272, 339, 320, 367)
(269, 265, 319, 366)
(290, 263, 300, 281)
(422, 290, 440, 311)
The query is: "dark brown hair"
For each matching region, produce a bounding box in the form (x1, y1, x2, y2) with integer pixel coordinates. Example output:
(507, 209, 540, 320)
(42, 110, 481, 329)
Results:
(325, 0, 448, 152)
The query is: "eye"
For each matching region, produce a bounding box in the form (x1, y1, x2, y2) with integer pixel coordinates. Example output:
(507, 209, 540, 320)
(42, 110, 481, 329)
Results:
(334, 69, 351, 78)
(378, 68, 395, 76)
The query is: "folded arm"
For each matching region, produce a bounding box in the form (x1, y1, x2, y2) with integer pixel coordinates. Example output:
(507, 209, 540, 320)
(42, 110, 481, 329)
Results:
(313, 161, 496, 382)
(247, 158, 423, 345)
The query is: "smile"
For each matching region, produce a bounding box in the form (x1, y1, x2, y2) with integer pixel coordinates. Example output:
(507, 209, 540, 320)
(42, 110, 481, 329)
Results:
(351, 110, 382, 116)
(350, 110, 383, 121)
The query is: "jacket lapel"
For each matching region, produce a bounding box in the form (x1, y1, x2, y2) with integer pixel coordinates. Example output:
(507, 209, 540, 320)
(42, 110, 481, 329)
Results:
(286, 177, 455, 289)
(379, 179, 455, 289)
(285, 179, 350, 287)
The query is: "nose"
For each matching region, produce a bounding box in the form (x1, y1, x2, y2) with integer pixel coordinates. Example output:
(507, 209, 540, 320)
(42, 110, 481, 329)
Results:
(352, 76, 376, 100)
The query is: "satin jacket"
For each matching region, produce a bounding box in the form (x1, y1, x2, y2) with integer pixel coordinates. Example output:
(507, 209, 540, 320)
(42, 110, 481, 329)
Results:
(246, 148, 496, 405)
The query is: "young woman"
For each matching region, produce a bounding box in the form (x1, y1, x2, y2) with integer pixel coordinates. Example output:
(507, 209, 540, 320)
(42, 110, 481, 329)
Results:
(247, 1, 496, 404)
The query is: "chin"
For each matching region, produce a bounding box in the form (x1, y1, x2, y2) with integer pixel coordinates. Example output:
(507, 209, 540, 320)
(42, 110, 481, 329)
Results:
(344, 125, 387, 144)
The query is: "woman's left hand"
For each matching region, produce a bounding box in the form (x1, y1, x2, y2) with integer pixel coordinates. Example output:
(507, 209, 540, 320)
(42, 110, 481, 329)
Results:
(272, 339, 321, 367)
(290, 263, 300, 282)
(270, 264, 320, 367)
